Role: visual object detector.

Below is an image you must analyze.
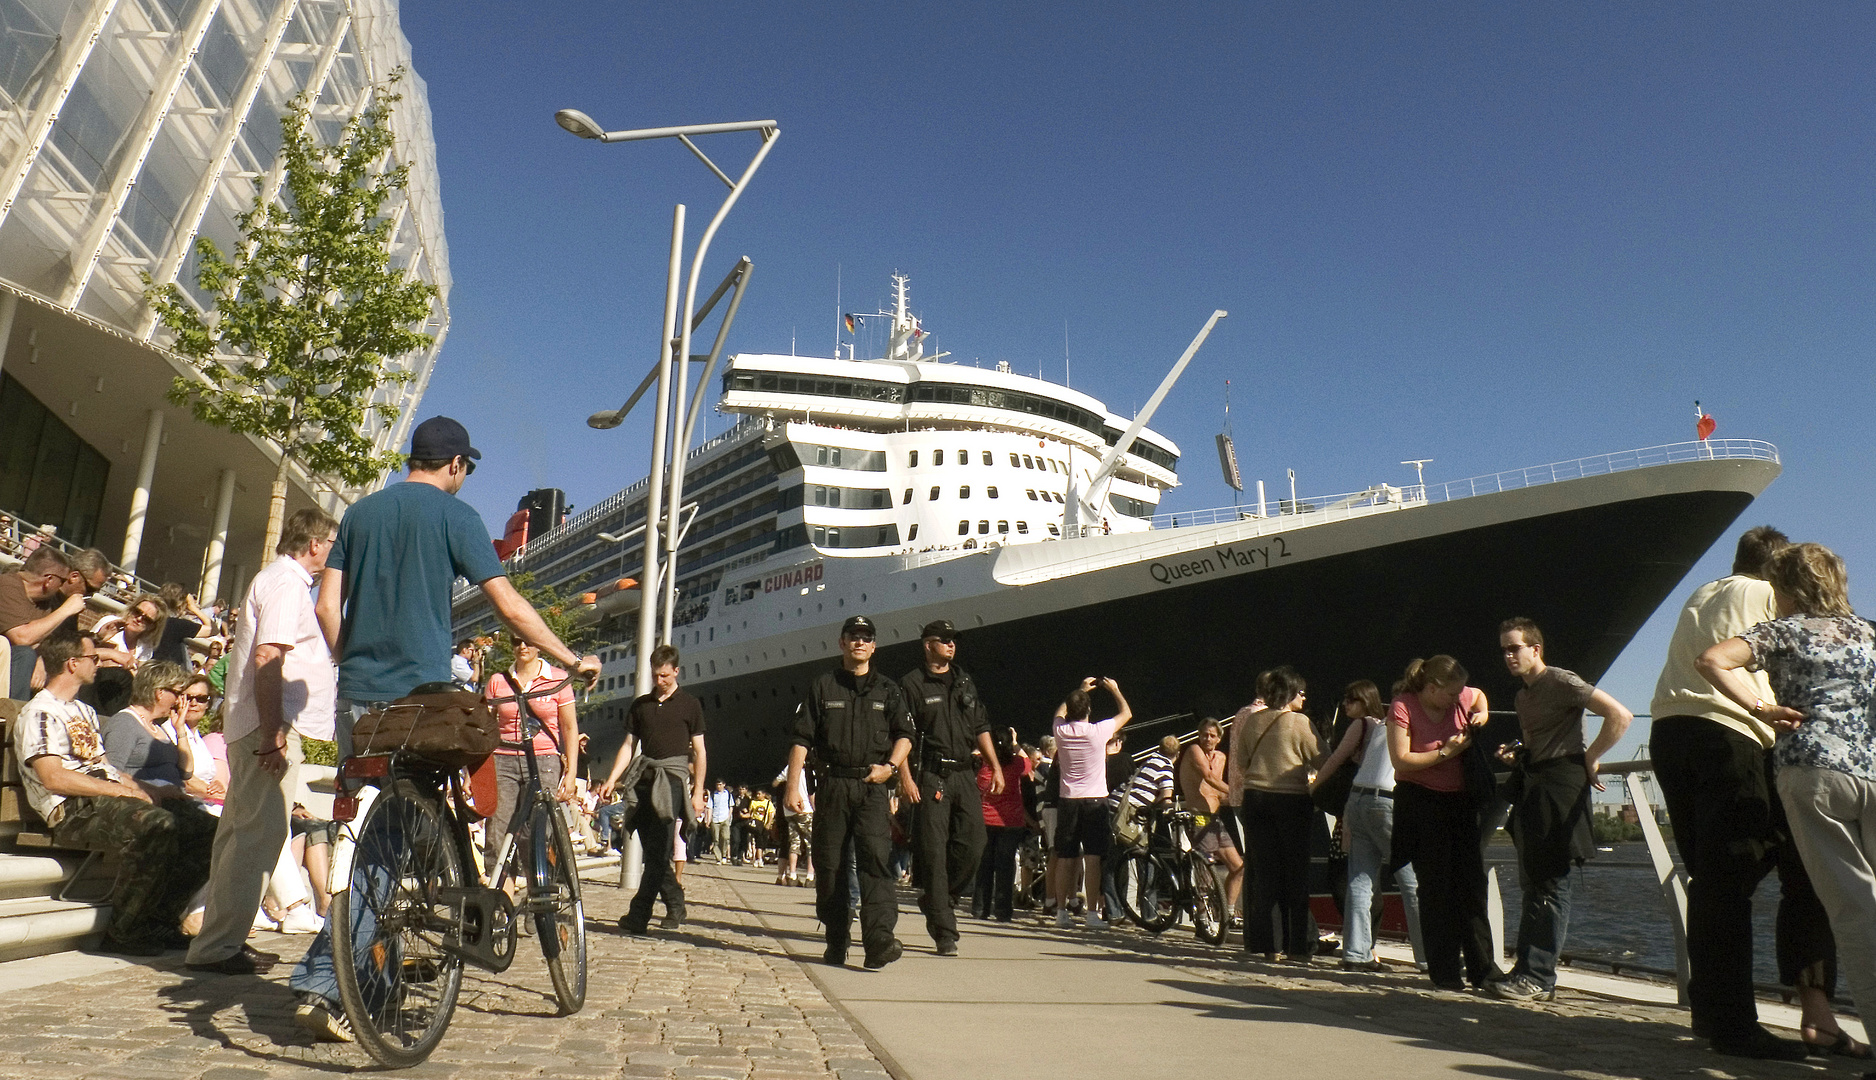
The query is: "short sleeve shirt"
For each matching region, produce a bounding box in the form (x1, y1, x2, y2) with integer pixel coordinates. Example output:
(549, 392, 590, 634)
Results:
(103, 709, 186, 787)
(12, 690, 127, 824)
(1389, 686, 1481, 793)
(630, 689, 705, 760)
(330, 482, 507, 702)
(485, 664, 574, 756)
(1052, 716, 1121, 799)
(224, 556, 337, 743)
(0, 572, 51, 634)
(1514, 667, 1595, 763)
(1740, 615, 1876, 781)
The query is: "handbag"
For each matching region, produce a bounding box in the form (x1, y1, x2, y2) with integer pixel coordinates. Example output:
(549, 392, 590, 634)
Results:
(1309, 717, 1367, 816)
(350, 683, 500, 769)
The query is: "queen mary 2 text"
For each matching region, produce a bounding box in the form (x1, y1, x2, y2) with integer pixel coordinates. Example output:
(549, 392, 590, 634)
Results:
(1147, 537, 1293, 586)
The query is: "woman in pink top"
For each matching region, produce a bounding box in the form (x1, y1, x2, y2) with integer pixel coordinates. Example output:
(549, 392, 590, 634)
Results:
(483, 638, 580, 878)
(974, 727, 1033, 922)
(1386, 655, 1495, 991)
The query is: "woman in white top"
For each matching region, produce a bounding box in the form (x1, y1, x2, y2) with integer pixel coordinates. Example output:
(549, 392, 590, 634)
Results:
(1313, 679, 1425, 970)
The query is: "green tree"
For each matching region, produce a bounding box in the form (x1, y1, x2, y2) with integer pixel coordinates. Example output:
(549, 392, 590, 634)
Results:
(146, 74, 438, 563)
(484, 572, 598, 675)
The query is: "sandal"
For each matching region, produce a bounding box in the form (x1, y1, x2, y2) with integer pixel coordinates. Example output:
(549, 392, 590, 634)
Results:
(1802, 1027, 1874, 1060)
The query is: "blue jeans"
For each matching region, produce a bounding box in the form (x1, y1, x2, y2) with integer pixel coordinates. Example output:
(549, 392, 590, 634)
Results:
(594, 803, 625, 849)
(291, 698, 367, 1005)
(1512, 862, 1574, 989)
(1343, 789, 1424, 965)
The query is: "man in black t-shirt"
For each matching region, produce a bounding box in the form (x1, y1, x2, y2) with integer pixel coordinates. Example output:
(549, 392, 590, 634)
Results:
(600, 644, 707, 932)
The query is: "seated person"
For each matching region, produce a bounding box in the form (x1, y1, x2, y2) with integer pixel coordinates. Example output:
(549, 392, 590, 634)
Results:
(103, 661, 194, 791)
(13, 633, 219, 956)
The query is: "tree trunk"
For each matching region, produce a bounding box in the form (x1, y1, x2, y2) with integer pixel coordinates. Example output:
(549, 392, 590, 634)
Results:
(262, 454, 289, 566)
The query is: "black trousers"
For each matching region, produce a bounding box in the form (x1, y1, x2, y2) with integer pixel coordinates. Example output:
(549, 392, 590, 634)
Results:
(1239, 790, 1314, 957)
(1651, 717, 1837, 1035)
(1396, 782, 1495, 986)
(623, 774, 685, 927)
(974, 824, 1025, 920)
(812, 777, 898, 956)
(912, 766, 986, 946)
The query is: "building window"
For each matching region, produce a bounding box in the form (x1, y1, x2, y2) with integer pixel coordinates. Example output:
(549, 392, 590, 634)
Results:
(987, 486, 998, 498)
(997, 520, 1009, 534)
(1016, 521, 1030, 534)
(908, 523, 919, 541)
(958, 520, 970, 536)
(981, 450, 992, 465)
(909, 450, 918, 467)
(903, 488, 913, 504)
(959, 486, 970, 499)
(930, 486, 941, 500)
(935, 449, 945, 465)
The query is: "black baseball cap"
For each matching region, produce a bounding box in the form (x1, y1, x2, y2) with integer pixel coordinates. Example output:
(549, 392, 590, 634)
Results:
(409, 416, 481, 462)
(840, 615, 876, 637)
(920, 619, 956, 639)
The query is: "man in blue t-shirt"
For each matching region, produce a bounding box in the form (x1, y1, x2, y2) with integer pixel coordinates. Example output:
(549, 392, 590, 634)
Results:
(287, 415, 599, 1042)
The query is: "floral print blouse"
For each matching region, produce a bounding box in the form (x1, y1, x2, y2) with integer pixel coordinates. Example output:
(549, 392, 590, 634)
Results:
(1740, 615, 1876, 781)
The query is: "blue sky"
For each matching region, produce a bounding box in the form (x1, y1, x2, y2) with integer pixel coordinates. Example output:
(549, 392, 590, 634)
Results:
(399, 2, 1874, 754)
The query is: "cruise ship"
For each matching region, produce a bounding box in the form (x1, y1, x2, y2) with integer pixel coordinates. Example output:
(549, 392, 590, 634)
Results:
(454, 278, 1780, 780)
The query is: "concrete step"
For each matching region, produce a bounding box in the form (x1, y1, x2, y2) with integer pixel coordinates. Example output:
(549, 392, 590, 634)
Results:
(0, 895, 107, 964)
(0, 851, 83, 901)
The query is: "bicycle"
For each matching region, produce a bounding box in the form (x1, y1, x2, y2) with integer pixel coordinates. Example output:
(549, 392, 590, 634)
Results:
(1115, 806, 1229, 945)
(327, 675, 587, 1068)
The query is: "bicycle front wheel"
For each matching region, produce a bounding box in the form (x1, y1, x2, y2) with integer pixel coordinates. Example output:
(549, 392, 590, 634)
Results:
(1188, 851, 1228, 946)
(1118, 851, 1176, 933)
(331, 778, 465, 1068)
(535, 801, 587, 1014)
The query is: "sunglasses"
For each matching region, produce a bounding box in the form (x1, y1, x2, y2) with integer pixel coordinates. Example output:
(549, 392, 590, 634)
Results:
(844, 633, 876, 644)
(925, 634, 955, 644)
(183, 693, 212, 703)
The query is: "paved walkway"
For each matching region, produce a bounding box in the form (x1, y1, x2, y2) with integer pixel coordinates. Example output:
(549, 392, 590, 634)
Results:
(0, 861, 1859, 1080)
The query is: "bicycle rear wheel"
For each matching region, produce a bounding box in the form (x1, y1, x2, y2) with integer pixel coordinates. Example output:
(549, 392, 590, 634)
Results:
(1188, 852, 1228, 946)
(534, 801, 587, 1013)
(331, 778, 465, 1068)
(1118, 851, 1176, 933)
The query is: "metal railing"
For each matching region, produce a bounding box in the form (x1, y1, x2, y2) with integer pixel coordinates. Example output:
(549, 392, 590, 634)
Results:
(1150, 439, 1779, 532)
(0, 506, 161, 608)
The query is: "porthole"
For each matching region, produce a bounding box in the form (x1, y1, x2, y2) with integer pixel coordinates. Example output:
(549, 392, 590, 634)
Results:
(1009, 453, 1019, 467)
(981, 450, 992, 465)
(977, 520, 989, 534)
(903, 488, 913, 504)
(909, 450, 919, 467)
(956, 448, 966, 463)
(1027, 490, 1037, 500)
(907, 524, 919, 542)
(1023, 455, 1034, 469)
(957, 520, 969, 535)
(987, 486, 998, 499)
(862, 592, 868, 602)
(997, 520, 1009, 534)
(930, 486, 941, 500)
(935, 449, 945, 465)
(959, 485, 970, 499)
(936, 576, 945, 586)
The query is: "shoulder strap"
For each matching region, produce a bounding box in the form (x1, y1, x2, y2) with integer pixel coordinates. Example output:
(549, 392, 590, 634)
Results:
(1244, 711, 1284, 764)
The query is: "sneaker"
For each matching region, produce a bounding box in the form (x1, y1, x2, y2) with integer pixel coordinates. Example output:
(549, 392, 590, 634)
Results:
(863, 940, 903, 969)
(1490, 974, 1556, 1002)
(293, 994, 354, 1043)
(278, 904, 325, 934)
(1083, 912, 1107, 931)
(935, 939, 959, 957)
(1054, 910, 1073, 929)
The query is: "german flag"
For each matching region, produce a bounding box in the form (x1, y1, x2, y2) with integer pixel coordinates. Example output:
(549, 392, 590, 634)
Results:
(844, 314, 855, 333)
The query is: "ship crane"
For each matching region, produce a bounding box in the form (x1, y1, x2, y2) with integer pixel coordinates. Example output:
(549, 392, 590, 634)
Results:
(1068, 309, 1227, 534)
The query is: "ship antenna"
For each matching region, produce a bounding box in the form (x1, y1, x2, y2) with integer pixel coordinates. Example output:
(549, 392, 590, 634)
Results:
(1064, 318, 1071, 388)
(834, 263, 841, 359)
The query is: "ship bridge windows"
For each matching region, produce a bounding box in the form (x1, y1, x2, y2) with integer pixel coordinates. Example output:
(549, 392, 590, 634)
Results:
(811, 524, 900, 548)
(797, 444, 888, 470)
(1100, 426, 1180, 471)
(806, 484, 892, 509)
(1110, 493, 1151, 518)
(910, 381, 1107, 437)
(729, 370, 907, 403)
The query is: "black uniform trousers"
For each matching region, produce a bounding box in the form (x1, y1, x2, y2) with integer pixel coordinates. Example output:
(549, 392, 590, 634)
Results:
(1651, 717, 1836, 1037)
(812, 776, 898, 956)
(622, 772, 686, 929)
(912, 766, 986, 946)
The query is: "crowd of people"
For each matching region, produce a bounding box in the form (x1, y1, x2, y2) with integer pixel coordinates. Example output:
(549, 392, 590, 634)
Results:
(3, 411, 1873, 1071)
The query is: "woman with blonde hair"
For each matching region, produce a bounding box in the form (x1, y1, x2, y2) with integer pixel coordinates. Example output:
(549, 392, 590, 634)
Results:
(1316, 678, 1425, 971)
(1699, 542, 1876, 1057)
(1387, 655, 1494, 990)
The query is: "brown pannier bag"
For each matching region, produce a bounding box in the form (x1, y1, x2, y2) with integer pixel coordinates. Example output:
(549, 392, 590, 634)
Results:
(350, 686, 499, 770)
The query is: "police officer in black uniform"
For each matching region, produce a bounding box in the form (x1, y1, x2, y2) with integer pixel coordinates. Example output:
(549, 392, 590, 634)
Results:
(900, 618, 1002, 956)
(785, 615, 915, 968)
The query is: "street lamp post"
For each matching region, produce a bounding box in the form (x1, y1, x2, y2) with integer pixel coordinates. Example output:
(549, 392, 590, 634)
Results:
(556, 109, 778, 697)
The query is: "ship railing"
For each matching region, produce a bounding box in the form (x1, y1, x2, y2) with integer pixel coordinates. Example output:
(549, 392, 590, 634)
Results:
(1148, 438, 1780, 532)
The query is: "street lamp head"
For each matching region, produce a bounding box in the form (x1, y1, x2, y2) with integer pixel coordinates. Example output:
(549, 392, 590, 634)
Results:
(596, 531, 624, 545)
(587, 409, 623, 429)
(555, 109, 606, 140)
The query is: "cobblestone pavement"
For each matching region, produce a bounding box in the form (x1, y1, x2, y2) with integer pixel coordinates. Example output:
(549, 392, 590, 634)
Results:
(0, 863, 890, 1080)
(3, 861, 1863, 1080)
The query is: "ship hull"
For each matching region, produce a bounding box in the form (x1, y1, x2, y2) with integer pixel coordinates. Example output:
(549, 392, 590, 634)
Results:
(657, 466, 1765, 782)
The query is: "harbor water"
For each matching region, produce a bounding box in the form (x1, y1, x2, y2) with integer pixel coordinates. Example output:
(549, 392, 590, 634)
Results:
(1486, 840, 1784, 987)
